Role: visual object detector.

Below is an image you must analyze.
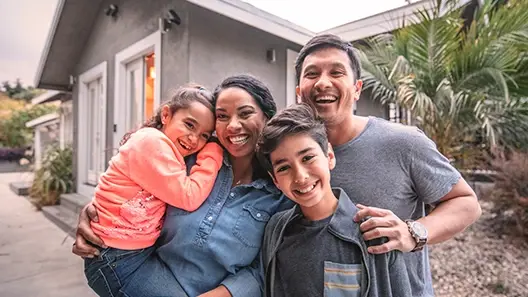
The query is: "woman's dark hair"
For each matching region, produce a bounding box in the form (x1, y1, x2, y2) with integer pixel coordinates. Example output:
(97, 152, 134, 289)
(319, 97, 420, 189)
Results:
(213, 74, 278, 181)
(213, 74, 277, 120)
(120, 83, 214, 146)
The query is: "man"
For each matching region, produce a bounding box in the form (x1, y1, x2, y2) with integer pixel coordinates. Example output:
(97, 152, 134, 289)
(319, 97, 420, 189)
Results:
(294, 33, 481, 296)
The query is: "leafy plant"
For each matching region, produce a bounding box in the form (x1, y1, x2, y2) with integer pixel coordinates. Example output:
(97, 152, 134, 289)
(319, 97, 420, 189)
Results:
(0, 103, 57, 148)
(29, 144, 74, 209)
(358, 0, 528, 166)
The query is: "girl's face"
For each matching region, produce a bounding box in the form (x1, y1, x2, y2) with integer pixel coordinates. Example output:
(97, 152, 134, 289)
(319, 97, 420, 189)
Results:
(215, 87, 268, 159)
(161, 102, 215, 157)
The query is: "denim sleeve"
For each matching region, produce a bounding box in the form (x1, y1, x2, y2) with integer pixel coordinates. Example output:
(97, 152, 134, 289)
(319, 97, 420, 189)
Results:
(221, 253, 263, 297)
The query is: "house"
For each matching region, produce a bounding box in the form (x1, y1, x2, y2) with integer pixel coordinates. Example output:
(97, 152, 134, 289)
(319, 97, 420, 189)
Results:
(26, 90, 73, 169)
(33, 0, 446, 227)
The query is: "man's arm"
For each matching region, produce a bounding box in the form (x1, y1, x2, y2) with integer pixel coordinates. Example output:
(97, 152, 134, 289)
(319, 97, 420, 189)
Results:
(355, 178, 481, 254)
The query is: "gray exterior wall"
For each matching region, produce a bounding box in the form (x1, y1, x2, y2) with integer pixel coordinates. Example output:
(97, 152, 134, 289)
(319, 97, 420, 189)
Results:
(356, 89, 386, 118)
(187, 3, 302, 109)
(70, 0, 301, 186)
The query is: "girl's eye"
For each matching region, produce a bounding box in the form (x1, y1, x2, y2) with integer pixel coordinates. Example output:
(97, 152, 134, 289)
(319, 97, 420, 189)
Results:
(201, 133, 210, 140)
(185, 122, 194, 129)
(302, 155, 315, 162)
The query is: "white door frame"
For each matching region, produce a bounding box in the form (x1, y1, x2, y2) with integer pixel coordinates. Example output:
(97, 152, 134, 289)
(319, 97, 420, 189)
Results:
(286, 49, 298, 107)
(77, 61, 107, 198)
(114, 31, 162, 150)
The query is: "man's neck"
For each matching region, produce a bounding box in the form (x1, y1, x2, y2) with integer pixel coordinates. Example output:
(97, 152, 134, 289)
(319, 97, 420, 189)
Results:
(326, 115, 370, 147)
(300, 189, 339, 221)
(229, 154, 254, 186)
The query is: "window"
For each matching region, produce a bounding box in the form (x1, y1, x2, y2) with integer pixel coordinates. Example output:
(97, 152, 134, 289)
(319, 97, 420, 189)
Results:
(114, 31, 161, 149)
(286, 49, 299, 108)
(387, 103, 412, 125)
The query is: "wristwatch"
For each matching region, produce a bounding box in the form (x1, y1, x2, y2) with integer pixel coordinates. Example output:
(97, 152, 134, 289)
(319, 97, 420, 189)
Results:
(405, 220, 428, 252)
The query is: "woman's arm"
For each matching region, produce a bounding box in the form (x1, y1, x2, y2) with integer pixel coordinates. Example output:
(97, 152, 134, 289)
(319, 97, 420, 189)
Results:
(72, 203, 105, 258)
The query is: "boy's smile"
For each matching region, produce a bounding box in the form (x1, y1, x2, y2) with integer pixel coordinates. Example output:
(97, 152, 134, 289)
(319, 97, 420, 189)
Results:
(269, 133, 337, 220)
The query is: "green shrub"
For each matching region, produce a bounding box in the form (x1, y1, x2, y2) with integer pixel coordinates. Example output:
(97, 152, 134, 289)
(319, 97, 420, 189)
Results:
(30, 144, 74, 209)
(0, 104, 57, 148)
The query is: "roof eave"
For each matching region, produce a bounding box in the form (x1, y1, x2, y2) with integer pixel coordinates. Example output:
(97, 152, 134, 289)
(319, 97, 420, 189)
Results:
(186, 0, 314, 45)
(33, 0, 66, 89)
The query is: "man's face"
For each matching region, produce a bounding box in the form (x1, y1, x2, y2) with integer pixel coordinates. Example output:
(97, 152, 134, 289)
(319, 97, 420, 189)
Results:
(296, 47, 362, 125)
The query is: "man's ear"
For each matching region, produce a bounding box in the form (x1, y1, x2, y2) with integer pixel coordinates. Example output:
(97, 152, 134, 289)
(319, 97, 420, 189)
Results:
(327, 143, 336, 170)
(354, 80, 363, 101)
(295, 86, 302, 104)
(268, 172, 280, 190)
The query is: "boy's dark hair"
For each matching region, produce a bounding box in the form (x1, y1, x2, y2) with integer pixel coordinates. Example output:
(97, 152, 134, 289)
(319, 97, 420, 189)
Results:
(120, 83, 214, 146)
(256, 103, 328, 174)
(295, 33, 361, 84)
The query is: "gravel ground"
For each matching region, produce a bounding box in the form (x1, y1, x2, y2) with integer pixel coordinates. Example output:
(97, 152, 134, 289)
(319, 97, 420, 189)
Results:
(430, 200, 528, 297)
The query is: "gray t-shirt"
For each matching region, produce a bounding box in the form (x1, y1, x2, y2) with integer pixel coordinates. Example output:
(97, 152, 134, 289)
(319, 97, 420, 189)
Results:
(330, 117, 461, 297)
(273, 215, 363, 297)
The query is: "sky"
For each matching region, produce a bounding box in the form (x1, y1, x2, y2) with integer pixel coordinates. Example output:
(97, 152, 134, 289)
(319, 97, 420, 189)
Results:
(0, 0, 413, 87)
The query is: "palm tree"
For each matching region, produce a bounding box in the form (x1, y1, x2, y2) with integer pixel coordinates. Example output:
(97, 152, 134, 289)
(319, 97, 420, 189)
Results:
(358, 0, 528, 167)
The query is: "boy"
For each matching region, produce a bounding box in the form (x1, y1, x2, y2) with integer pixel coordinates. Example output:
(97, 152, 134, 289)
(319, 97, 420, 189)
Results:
(256, 103, 413, 297)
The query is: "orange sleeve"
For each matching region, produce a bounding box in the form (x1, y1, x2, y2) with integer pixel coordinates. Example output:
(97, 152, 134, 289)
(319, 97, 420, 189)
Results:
(127, 131, 223, 211)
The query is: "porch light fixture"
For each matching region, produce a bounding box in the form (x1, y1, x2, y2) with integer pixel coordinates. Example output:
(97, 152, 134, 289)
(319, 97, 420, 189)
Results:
(105, 4, 119, 17)
(160, 9, 181, 33)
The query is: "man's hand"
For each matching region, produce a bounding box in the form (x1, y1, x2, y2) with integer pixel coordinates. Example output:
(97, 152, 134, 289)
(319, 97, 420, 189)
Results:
(197, 285, 232, 297)
(353, 204, 416, 254)
(71, 203, 106, 258)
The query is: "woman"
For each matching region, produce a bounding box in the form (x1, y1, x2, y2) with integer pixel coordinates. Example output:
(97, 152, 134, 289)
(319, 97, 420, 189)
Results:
(72, 74, 294, 297)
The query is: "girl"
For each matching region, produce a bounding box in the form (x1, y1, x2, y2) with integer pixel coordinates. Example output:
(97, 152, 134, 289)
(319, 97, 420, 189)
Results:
(84, 84, 224, 297)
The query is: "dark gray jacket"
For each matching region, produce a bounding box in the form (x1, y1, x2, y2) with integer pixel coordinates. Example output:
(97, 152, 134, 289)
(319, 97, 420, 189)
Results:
(261, 188, 413, 297)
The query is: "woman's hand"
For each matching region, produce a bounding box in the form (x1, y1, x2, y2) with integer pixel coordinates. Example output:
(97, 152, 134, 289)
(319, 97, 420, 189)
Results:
(197, 285, 232, 297)
(71, 202, 106, 258)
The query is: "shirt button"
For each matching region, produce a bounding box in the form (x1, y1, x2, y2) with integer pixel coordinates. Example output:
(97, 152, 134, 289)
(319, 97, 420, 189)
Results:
(208, 216, 213, 221)
(230, 193, 234, 197)
(256, 213, 261, 218)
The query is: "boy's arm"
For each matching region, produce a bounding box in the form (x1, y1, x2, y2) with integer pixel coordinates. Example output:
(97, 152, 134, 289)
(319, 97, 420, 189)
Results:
(128, 133, 223, 211)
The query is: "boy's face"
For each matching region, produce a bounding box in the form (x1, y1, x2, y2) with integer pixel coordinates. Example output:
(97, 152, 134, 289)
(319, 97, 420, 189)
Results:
(269, 133, 335, 208)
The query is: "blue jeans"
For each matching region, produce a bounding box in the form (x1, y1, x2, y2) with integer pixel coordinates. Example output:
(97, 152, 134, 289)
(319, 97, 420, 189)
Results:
(84, 246, 155, 297)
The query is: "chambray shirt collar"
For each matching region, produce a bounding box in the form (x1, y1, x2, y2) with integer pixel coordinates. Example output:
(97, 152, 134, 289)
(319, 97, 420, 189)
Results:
(222, 152, 280, 195)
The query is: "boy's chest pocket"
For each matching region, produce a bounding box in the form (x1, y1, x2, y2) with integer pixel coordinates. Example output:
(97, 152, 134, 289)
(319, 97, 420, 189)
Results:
(324, 262, 362, 297)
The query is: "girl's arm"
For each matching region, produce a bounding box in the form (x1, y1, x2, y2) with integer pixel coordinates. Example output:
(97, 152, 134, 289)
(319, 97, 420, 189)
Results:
(127, 132, 223, 211)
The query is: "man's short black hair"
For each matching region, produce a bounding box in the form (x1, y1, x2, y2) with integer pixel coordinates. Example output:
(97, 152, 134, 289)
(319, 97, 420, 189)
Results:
(256, 103, 328, 174)
(295, 33, 361, 84)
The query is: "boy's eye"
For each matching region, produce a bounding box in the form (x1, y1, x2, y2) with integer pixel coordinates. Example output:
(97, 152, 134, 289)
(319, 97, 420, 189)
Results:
(216, 114, 228, 120)
(201, 133, 210, 140)
(276, 165, 289, 173)
(302, 155, 315, 162)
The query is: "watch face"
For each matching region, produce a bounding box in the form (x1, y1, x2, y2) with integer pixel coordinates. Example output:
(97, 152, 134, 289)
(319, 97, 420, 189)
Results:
(411, 222, 428, 239)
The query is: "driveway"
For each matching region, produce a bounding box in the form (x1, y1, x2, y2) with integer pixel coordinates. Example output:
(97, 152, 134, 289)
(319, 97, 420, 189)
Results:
(0, 172, 95, 297)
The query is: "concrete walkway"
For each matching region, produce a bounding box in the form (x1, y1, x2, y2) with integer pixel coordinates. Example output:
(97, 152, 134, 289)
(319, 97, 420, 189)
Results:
(0, 172, 94, 297)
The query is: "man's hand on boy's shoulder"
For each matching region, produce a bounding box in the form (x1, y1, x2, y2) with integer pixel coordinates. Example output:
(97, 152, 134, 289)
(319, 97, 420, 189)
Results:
(353, 204, 416, 254)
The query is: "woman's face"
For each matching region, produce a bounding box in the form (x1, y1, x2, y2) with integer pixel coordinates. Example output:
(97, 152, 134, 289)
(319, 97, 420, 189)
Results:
(215, 87, 268, 159)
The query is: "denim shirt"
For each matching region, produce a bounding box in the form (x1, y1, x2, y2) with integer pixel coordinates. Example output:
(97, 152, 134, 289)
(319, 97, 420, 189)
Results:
(155, 153, 293, 297)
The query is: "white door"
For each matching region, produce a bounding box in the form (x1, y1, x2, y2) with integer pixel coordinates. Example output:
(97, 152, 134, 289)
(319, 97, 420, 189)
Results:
(87, 78, 105, 185)
(125, 57, 145, 132)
